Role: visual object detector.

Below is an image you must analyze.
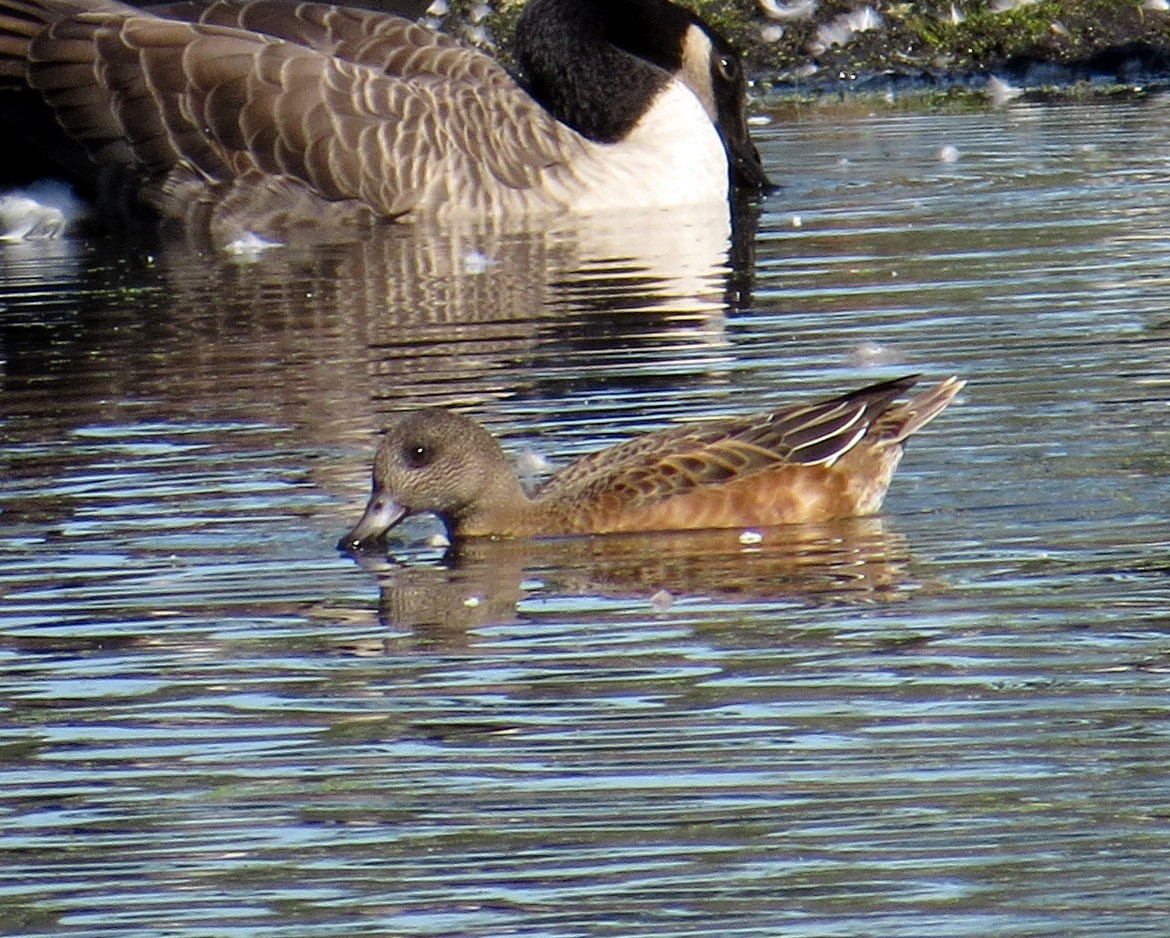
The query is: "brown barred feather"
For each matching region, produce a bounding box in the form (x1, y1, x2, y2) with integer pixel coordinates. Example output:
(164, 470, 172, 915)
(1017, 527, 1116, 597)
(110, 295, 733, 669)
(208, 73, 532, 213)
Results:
(0, 0, 581, 236)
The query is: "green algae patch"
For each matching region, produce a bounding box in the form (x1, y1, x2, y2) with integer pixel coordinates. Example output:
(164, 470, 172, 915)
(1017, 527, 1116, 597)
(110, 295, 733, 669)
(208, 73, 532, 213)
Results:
(452, 0, 1170, 96)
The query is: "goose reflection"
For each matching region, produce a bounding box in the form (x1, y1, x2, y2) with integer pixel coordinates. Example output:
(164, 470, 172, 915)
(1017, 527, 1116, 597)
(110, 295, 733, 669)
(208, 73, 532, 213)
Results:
(153, 202, 761, 459)
(339, 518, 919, 646)
(0, 204, 763, 547)
(1, 196, 756, 406)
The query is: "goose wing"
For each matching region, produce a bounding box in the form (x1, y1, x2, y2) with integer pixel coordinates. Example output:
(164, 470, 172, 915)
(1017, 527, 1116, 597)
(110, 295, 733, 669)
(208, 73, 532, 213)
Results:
(18, 0, 577, 215)
(538, 377, 920, 510)
(148, 0, 497, 81)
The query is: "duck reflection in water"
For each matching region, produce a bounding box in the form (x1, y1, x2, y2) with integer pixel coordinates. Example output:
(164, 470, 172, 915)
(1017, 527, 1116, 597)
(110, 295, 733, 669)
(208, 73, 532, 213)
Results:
(340, 519, 920, 642)
(336, 375, 966, 639)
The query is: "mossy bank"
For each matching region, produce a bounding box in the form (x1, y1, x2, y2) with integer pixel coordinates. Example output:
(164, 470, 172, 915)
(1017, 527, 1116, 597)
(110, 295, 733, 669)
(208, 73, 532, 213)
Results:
(436, 0, 1170, 99)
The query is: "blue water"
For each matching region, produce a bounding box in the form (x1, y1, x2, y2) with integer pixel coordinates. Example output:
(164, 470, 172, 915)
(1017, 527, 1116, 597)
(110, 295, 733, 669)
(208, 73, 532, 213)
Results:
(2, 99, 1169, 936)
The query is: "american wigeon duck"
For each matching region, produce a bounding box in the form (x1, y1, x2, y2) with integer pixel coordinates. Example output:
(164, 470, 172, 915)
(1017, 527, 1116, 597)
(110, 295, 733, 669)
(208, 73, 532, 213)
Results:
(0, 0, 771, 241)
(339, 375, 965, 548)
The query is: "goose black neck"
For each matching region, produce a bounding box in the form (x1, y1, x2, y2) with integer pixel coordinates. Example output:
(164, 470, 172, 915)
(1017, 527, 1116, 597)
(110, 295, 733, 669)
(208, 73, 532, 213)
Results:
(515, 0, 696, 144)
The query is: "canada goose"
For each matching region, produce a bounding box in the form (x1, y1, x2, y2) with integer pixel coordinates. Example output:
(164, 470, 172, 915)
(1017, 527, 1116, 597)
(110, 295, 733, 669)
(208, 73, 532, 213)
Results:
(0, 0, 772, 242)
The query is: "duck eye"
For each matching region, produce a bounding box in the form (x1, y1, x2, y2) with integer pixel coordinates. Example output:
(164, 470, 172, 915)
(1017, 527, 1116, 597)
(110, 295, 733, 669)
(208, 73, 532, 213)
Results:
(403, 443, 433, 469)
(716, 54, 738, 82)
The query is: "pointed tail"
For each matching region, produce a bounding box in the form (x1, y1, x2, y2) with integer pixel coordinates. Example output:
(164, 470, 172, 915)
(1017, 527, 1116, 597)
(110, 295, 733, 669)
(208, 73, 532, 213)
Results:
(876, 376, 966, 445)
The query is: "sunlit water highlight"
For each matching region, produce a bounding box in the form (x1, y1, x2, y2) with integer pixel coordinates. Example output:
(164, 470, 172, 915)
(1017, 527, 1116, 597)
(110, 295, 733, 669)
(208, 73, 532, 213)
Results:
(2, 100, 1169, 936)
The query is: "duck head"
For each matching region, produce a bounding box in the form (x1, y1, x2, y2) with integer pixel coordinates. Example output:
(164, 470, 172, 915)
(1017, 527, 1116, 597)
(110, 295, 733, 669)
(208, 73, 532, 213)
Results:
(339, 410, 527, 550)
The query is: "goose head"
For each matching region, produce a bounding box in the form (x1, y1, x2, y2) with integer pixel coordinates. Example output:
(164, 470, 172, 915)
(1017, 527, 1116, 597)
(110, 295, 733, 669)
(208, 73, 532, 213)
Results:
(515, 0, 773, 193)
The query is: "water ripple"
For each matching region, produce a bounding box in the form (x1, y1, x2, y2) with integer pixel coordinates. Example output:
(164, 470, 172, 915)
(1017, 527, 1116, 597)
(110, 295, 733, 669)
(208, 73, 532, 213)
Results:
(2, 100, 1170, 936)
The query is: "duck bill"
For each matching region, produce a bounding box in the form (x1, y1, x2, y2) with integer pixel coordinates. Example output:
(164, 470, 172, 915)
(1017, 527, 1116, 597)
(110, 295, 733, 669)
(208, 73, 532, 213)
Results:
(337, 492, 408, 551)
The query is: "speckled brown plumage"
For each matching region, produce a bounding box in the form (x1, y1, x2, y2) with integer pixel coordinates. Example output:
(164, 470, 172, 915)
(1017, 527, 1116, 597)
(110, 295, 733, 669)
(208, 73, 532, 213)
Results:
(339, 375, 966, 546)
(0, 0, 577, 233)
(0, 0, 770, 241)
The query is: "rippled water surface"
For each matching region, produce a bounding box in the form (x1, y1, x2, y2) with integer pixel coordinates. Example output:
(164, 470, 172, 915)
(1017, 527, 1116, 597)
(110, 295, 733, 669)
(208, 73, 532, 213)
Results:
(3, 100, 1169, 936)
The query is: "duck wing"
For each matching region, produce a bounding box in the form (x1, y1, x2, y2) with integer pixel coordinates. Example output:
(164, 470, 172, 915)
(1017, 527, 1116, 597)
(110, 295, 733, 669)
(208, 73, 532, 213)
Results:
(538, 376, 921, 510)
(2, 0, 575, 220)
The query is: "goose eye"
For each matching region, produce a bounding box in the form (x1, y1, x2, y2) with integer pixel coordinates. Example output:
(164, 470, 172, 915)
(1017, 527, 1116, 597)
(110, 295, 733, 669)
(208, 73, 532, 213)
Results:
(403, 443, 433, 469)
(715, 54, 738, 82)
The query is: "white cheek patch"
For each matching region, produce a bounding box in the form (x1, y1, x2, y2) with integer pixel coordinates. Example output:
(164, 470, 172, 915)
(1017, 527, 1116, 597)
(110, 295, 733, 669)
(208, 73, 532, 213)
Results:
(680, 23, 717, 124)
(570, 79, 730, 210)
